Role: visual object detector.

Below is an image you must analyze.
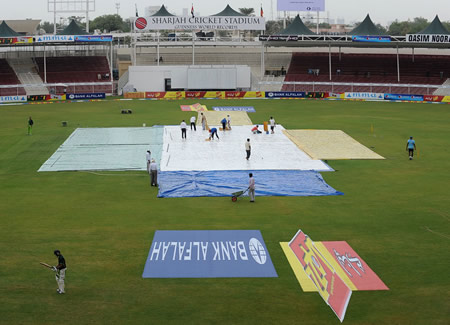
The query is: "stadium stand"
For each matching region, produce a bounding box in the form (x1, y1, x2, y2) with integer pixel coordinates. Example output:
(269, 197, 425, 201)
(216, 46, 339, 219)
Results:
(282, 53, 450, 94)
(0, 59, 26, 96)
(35, 56, 111, 93)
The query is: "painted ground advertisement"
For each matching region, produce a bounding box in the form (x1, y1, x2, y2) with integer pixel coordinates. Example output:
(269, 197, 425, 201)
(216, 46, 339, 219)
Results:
(143, 230, 278, 278)
(281, 230, 388, 322)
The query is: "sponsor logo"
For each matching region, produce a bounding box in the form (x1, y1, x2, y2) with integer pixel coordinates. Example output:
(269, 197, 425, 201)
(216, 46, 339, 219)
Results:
(345, 92, 384, 100)
(249, 238, 267, 264)
(143, 230, 277, 278)
(67, 93, 106, 100)
(266, 91, 305, 98)
(0, 95, 27, 103)
(135, 17, 147, 30)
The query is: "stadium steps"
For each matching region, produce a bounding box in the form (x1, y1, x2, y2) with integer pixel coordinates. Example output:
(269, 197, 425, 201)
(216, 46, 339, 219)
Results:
(433, 79, 450, 96)
(8, 58, 49, 96)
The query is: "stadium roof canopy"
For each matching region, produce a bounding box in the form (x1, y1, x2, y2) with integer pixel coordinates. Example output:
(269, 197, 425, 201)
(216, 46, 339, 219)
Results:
(3, 20, 40, 35)
(151, 5, 175, 16)
(58, 20, 88, 35)
(349, 14, 385, 36)
(419, 15, 450, 34)
(279, 15, 315, 35)
(0, 21, 20, 37)
(212, 5, 245, 16)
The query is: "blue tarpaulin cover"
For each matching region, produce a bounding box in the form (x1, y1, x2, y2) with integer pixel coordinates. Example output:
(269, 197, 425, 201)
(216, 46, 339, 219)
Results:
(157, 170, 343, 198)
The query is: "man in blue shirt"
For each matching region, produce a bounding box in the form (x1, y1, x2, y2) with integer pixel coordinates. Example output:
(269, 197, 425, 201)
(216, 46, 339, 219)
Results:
(406, 136, 417, 160)
(209, 128, 219, 140)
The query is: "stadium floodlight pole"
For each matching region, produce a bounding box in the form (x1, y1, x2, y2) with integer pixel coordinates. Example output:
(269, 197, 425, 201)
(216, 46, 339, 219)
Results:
(397, 45, 400, 82)
(86, 0, 90, 33)
(316, 11, 319, 34)
(329, 44, 332, 81)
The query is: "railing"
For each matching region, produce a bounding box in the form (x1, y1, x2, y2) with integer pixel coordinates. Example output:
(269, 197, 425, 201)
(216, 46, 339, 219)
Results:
(257, 80, 450, 95)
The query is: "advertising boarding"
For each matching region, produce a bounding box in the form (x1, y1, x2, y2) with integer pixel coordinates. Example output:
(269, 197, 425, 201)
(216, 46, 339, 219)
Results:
(344, 92, 385, 100)
(277, 0, 325, 11)
(0, 95, 27, 103)
(135, 16, 265, 31)
(384, 94, 424, 101)
(406, 34, 450, 44)
(67, 93, 106, 100)
(142, 230, 278, 278)
(266, 91, 305, 98)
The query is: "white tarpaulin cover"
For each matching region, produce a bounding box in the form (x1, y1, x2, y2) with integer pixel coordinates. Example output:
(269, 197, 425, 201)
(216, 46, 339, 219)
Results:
(38, 127, 164, 172)
(160, 125, 332, 172)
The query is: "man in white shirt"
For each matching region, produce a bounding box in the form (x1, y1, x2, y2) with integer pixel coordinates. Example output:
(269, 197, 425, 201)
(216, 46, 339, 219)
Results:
(269, 117, 276, 134)
(248, 173, 255, 202)
(201, 113, 207, 130)
(245, 138, 251, 160)
(227, 115, 231, 130)
(180, 120, 187, 139)
(190, 116, 196, 131)
(149, 159, 158, 186)
(146, 150, 151, 172)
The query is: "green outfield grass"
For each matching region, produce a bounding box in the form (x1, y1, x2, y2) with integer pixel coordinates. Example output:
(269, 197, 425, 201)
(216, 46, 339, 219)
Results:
(0, 99, 449, 325)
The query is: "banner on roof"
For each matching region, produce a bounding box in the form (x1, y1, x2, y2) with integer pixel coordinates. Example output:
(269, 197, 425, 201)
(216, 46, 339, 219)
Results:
(0, 95, 27, 103)
(265, 91, 305, 98)
(384, 94, 424, 101)
(35, 35, 74, 43)
(406, 34, 450, 44)
(142, 230, 278, 278)
(0, 37, 33, 45)
(345, 92, 385, 100)
(352, 35, 391, 43)
(134, 16, 265, 31)
(74, 35, 113, 42)
(277, 0, 325, 12)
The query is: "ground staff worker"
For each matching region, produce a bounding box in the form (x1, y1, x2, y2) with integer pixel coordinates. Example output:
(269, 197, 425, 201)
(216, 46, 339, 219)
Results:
(150, 159, 158, 186)
(53, 250, 66, 294)
(248, 173, 255, 202)
(28, 117, 34, 135)
(180, 120, 187, 139)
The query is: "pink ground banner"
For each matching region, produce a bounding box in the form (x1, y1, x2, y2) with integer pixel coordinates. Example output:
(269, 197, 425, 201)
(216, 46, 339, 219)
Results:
(289, 230, 352, 322)
(320, 241, 389, 291)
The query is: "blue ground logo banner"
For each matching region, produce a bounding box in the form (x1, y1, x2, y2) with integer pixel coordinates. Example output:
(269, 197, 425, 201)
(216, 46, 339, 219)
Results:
(142, 230, 278, 278)
(212, 106, 256, 112)
(67, 93, 106, 100)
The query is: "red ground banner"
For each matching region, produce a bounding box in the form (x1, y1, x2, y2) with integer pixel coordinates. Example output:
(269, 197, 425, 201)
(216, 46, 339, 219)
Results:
(289, 230, 352, 322)
(186, 91, 207, 98)
(321, 241, 389, 291)
(423, 95, 443, 102)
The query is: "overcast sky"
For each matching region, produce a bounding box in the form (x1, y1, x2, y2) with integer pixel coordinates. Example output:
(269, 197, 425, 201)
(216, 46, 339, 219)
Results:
(3, 0, 449, 26)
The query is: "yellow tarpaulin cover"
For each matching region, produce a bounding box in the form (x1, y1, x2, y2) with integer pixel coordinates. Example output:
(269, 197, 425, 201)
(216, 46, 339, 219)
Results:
(283, 129, 384, 160)
(196, 111, 253, 126)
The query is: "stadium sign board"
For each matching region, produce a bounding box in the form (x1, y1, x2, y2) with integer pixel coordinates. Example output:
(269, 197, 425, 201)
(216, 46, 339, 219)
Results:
(74, 35, 113, 42)
(266, 91, 305, 98)
(35, 35, 75, 43)
(142, 230, 278, 278)
(67, 93, 106, 100)
(384, 94, 424, 101)
(134, 16, 265, 31)
(345, 92, 384, 100)
(406, 34, 450, 44)
(352, 35, 391, 43)
(213, 106, 256, 112)
(0, 95, 27, 103)
(277, 0, 325, 12)
(259, 35, 299, 41)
